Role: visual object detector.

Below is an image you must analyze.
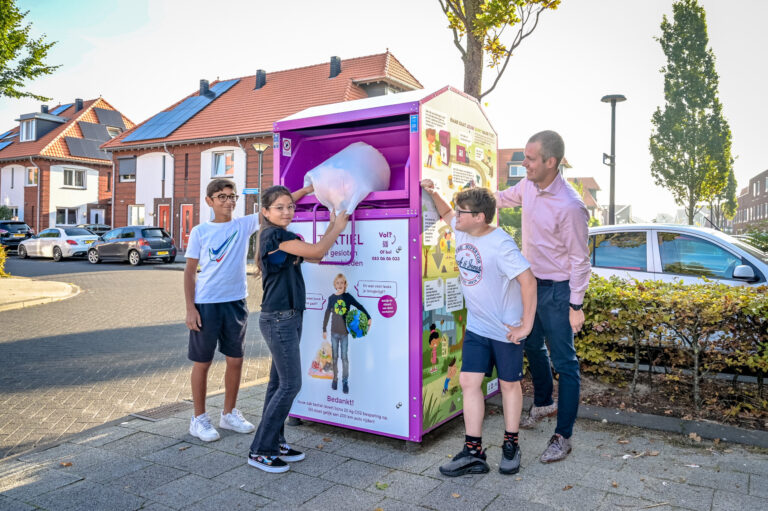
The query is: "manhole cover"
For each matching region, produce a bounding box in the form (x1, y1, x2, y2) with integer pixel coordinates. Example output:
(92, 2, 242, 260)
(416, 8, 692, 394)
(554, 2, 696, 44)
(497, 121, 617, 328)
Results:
(131, 401, 193, 422)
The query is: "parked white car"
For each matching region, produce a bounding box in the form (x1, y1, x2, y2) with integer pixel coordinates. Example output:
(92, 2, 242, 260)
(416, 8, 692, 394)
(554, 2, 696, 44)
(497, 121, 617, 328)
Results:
(17, 227, 99, 262)
(588, 224, 767, 286)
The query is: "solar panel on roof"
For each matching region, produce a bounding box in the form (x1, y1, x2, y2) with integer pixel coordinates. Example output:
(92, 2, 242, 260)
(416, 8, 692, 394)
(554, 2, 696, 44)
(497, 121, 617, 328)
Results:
(65, 137, 109, 160)
(50, 103, 73, 116)
(0, 140, 12, 151)
(78, 122, 110, 141)
(123, 79, 240, 142)
(0, 130, 13, 139)
(93, 108, 125, 129)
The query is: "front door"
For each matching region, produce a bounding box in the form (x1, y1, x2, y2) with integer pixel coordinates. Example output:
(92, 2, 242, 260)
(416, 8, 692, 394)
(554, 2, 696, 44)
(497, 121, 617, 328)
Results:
(180, 204, 193, 251)
(157, 204, 170, 231)
(90, 209, 105, 225)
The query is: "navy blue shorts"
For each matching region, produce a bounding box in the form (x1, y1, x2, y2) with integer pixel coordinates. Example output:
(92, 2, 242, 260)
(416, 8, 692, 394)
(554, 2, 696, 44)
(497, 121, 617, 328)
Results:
(461, 329, 525, 382)
(188, 299, 248, 362)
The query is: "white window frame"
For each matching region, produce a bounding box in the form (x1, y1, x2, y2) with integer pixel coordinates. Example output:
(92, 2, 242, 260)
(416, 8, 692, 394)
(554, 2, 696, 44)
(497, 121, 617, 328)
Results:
(211, 150, 235, 177)
(63, 168, 86, 189)
(20, 120, 35, 142)
(107, 126, 121, 138)
(56, 207, 78, 225)
(25, 166, 38, 186)
(7, 206, 18, 219)
(507, 164, 524, 178)
(128, 204, 145, 226)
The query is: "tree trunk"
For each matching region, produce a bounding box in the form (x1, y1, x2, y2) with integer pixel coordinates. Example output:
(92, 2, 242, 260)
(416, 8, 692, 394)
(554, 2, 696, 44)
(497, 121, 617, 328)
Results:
(631, 331, 640, 396)
(463, 0, 484, 99)
(692, 344, 701, 409)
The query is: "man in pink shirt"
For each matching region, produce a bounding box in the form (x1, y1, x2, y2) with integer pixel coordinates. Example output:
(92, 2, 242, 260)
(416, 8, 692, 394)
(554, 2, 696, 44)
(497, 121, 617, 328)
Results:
(496, 130, 591, 463)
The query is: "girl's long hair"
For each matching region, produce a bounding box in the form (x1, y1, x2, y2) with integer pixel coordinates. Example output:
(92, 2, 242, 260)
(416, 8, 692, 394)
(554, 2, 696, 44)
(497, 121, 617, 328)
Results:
(254, 185, 293, 278)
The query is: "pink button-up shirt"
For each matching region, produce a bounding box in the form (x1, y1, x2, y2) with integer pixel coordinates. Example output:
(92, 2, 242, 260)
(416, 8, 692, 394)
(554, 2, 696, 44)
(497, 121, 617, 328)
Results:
(496, 173, 591, 304)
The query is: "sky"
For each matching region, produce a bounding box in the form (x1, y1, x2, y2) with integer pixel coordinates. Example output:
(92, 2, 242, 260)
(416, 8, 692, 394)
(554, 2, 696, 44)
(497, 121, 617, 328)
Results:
(2, 0, 765, 221)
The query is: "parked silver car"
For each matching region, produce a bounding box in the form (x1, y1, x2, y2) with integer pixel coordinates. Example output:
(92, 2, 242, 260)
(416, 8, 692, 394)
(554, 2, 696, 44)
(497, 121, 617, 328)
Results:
(17, 227, 99, 261)
(87, 226, 177, 266)
(588, 224, 767, 286)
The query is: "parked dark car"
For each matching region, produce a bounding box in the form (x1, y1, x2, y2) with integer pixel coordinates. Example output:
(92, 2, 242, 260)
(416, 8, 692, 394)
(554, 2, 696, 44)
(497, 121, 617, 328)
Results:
(76, 223, 112, 236)
(87, 226, 177, 265)
(0, 220, 34, 252)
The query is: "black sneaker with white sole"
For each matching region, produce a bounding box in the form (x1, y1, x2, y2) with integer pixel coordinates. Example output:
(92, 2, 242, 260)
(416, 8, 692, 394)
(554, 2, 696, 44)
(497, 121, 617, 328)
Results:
(439, 445, 490, 477)
(279, 443, 305, 462)
(248, 452, 289, 473)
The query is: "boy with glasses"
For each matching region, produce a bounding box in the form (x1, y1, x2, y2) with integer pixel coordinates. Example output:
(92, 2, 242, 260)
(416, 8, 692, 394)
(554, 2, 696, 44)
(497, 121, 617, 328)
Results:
(421, 180, 536, 476)
(184, 178, 312, 442)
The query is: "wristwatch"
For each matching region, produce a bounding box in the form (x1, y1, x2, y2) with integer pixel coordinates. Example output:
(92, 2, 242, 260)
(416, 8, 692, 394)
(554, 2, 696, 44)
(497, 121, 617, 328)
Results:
(569, 303, 583, 311)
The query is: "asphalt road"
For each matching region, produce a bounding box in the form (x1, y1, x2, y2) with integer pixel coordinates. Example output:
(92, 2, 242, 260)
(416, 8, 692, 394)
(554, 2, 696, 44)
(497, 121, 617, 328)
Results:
(0, 256, 268, 460)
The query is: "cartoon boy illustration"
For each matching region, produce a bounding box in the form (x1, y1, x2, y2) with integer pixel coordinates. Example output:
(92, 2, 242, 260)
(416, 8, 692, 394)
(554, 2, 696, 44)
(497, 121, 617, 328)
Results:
(425, 128, 436, 168)
(443, 357, 458, 395)
(322, 274, 371, 394)
(429, 324, 440, 373)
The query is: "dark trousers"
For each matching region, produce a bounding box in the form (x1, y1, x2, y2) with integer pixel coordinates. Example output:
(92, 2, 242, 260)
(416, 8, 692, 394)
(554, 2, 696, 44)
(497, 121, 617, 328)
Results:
(250, 309, 303, 455)
(524, 279, 580, 438)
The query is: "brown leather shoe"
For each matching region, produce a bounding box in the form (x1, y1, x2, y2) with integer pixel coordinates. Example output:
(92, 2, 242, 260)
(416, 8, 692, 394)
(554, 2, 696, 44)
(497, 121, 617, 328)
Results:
(540, 434, 572, 463)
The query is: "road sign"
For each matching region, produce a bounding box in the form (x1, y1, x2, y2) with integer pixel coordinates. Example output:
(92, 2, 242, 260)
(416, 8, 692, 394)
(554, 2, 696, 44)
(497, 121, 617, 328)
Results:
(242, 188, 260, 195)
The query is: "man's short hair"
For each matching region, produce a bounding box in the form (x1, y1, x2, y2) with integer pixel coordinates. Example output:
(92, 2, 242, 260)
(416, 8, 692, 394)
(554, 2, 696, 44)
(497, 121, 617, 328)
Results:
(206, 178, 236, 198)
(528, 130, 565, 168)
(455, 187, 496, 225)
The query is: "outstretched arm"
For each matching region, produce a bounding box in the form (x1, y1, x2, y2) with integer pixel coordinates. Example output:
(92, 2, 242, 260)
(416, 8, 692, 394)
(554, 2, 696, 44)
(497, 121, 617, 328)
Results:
(420, 179, 456, 226)
(278, 209, 349, 260)
(291, 184, 314, 202)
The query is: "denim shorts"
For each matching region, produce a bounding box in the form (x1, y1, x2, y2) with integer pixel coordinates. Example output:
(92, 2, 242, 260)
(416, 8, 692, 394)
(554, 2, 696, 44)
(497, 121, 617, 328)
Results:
(461, 329, 525, 382)
(188, 299, 248, 362)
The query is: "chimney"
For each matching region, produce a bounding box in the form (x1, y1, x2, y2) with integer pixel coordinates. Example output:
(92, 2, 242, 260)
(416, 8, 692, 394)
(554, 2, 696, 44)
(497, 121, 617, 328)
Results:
(254, 69, 266, 90)
(41, 105, 49, 114)
(329, 56, 341, 78)
(200, 79, 210, 96)
(75, 98, 83, 111)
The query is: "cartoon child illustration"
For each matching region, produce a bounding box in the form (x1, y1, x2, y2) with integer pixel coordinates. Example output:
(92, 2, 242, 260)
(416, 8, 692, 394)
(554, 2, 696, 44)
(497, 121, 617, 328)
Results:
(429, 323, 440, 374)
(443, 357, 458, 395)
(425, 128, 436, 168)
(322, 274, 371, 394)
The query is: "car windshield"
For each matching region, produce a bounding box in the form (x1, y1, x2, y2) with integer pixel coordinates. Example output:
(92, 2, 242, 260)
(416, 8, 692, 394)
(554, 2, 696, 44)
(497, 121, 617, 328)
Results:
(730, 238, 768, 264)
(0, 222, 30, 233)
(142, 228, 167, 238)
(64, 228, 94, 236)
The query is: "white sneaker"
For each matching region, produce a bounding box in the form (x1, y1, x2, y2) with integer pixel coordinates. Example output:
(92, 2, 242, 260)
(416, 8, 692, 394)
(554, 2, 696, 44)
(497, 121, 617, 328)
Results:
(219, 408, 255, 434)
(189, 412, 220, 442)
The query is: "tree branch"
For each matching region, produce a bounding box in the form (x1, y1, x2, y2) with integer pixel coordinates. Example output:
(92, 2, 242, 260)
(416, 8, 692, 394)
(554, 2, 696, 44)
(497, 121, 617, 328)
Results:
(438, 0, 466, 58)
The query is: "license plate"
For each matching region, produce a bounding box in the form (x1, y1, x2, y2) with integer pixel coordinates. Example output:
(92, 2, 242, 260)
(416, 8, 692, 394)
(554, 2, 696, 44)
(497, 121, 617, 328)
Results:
(85, 240, 95, 244)
(13, 233, 24, 238)
(157, 250, 169, 255)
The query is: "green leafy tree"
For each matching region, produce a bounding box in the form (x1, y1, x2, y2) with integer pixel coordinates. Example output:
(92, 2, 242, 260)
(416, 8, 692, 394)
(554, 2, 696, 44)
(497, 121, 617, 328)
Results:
(438, 0, 561, 99)
(0, 0, 59, 100)
(708, 167, 737, 229)
(0, 205, 13, 220)
(649, 0, 733, 225)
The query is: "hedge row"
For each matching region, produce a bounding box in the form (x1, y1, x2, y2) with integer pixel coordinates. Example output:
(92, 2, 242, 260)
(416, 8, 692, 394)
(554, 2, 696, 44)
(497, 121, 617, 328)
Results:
(578, 275, 768, 408)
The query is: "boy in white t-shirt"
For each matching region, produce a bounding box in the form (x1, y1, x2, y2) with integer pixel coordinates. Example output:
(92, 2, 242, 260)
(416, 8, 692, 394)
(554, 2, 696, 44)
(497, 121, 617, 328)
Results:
(421, 179, 536, 476)
(184, 178, 312, 442)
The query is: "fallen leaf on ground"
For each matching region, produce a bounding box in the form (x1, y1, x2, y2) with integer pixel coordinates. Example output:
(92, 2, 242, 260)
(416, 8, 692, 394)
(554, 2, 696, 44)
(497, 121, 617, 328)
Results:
(375, 482, 389, 490)
(611, 481, 619, 488)
(562, 485, 573, 491)
(515, 477, 522, 481)
(648, 451, 660, 456)
(59, 462, 72, 467)
(713, 438, 721, 445)
(178, 445, 191, 451)
(664, 410, 673, 415)
(688, 433, 702, 443)
(724, 449, 733, 453)
(451, 492, 461, 498)
(323, 437, 332, 442)
(617, 438, 630, 444)
(316, 444, 324, 449)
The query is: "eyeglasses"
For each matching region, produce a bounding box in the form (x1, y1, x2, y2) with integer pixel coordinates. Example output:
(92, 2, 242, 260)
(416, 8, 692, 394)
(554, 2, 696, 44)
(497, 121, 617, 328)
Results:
(269, 204, 296, 213)
(454, 208, 479, 216)
(212, 194, 239, 203)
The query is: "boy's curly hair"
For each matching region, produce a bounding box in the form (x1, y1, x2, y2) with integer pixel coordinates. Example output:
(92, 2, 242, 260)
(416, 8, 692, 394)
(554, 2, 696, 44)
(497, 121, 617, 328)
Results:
(455, 187, 496, 224)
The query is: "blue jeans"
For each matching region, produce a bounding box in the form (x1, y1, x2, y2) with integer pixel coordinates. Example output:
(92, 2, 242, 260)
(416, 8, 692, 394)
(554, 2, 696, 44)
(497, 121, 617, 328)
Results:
(250, 309, 303, 456)
(524, 279, 580, 438)
(330, 333, 349, 383)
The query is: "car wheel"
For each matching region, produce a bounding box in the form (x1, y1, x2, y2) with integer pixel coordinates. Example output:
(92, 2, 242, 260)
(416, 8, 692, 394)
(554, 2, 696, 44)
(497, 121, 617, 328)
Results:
(88, 249, 101, 264)
(52, 246, 63, 262)
(163, 256, 176, 264)
(18, 245, 27, 259)
(128, 249, 142, 266)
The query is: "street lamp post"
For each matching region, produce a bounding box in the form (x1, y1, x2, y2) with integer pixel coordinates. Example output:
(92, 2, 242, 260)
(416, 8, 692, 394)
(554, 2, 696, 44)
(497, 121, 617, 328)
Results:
(252, 142, 270, 213)
(601, 94, 626, 225)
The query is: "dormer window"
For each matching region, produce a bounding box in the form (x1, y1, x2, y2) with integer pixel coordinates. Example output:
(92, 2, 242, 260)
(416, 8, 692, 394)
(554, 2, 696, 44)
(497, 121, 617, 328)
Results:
(107, 126, 121, 138)
(20, 120, 35, 142)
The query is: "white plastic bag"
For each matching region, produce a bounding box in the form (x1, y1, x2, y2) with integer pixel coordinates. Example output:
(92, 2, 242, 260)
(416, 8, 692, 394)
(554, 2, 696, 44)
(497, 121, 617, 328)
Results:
(303, 141, 390, 214)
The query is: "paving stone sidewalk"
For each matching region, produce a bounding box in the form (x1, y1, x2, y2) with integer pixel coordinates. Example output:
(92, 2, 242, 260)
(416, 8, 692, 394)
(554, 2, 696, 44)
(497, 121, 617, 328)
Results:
(1, 384, 766, 511)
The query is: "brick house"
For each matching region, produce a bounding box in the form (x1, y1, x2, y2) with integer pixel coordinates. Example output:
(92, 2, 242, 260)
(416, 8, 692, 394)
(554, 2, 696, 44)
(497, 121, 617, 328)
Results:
(567, 176, 602, 221)
(497, 148, 572, 189)
(101, 52, 422, 250)
(0, 98, 134, 232)
(734, 169, 768, 233)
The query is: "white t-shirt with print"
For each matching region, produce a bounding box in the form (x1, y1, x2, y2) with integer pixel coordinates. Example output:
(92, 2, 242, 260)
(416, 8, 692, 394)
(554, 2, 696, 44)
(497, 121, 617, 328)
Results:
(451, 218, 531, 343)
(185, 215, 259, 304)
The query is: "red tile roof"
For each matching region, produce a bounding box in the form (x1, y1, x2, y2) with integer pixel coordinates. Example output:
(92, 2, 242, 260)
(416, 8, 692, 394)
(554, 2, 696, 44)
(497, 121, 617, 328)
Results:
(567, 177, 602, 208)
(0, 98, 134, 164)
(103, 51, 422, 150)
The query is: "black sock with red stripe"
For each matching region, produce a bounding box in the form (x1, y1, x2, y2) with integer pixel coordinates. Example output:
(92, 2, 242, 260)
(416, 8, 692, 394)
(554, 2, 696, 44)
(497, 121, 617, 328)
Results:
(504, 431, 519, 445)
(464, 435, 482, 453)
